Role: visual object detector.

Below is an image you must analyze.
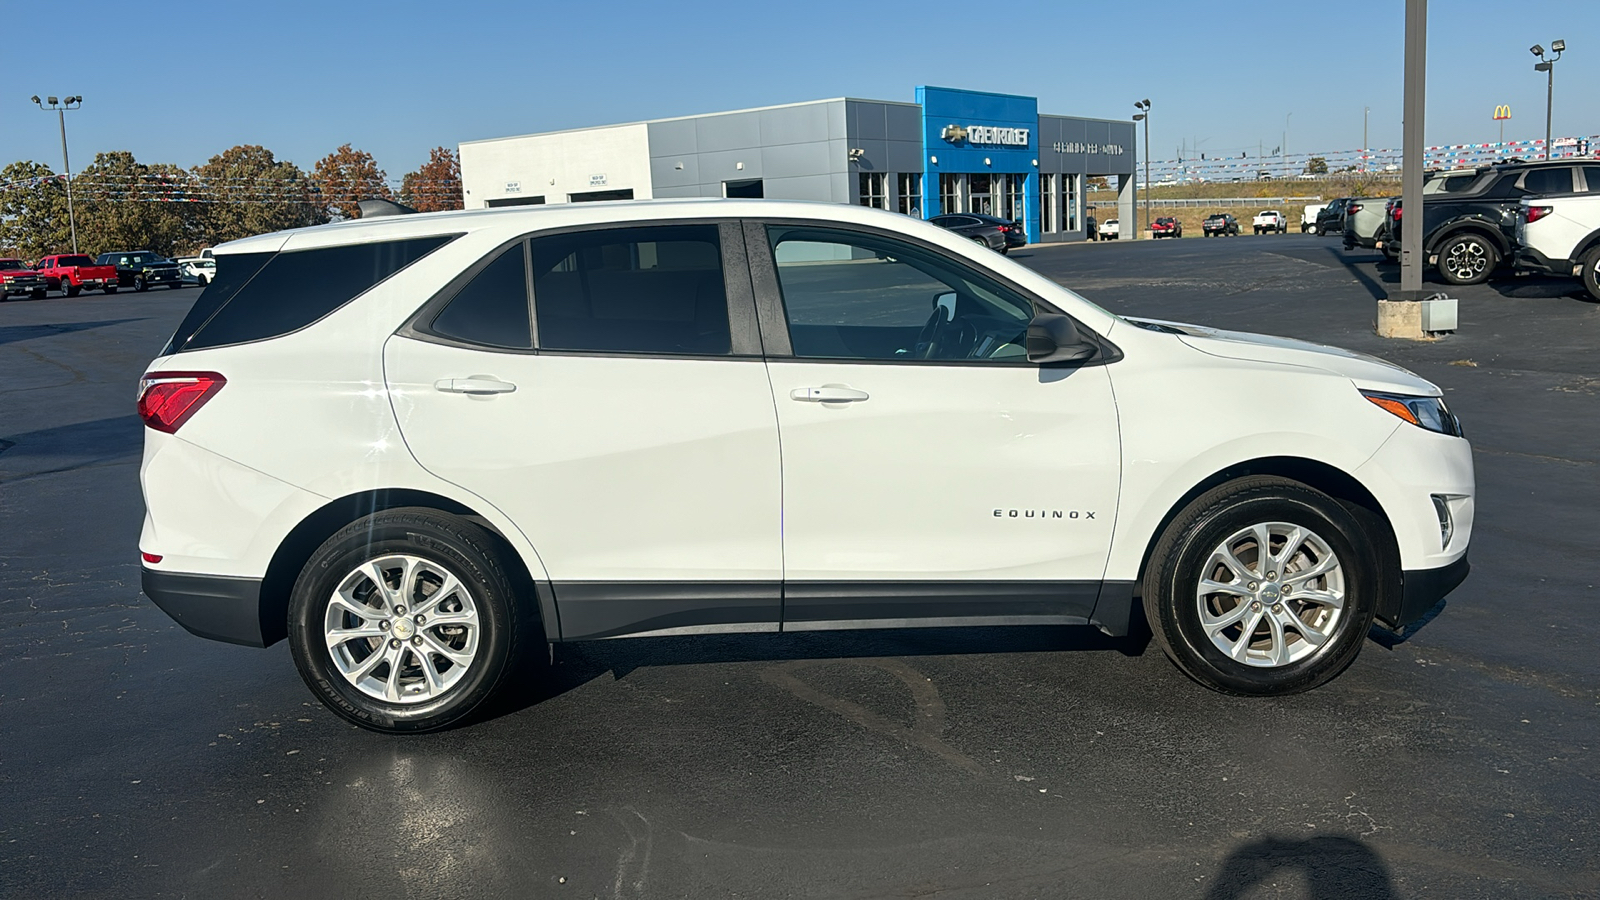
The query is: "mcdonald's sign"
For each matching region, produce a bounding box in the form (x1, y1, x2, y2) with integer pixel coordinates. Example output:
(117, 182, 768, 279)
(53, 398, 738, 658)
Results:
(1493, 105, 1512, 120)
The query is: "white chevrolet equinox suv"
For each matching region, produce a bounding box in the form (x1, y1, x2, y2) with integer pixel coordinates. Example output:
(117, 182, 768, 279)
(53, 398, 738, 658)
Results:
(138, 200, 1473, 732)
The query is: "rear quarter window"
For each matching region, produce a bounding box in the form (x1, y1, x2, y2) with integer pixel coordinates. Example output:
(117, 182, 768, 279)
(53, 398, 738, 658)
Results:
(169, 235, 458, 353)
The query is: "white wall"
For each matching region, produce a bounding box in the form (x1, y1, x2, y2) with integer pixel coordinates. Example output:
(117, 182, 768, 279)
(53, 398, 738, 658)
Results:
(459, 123, 653, 208)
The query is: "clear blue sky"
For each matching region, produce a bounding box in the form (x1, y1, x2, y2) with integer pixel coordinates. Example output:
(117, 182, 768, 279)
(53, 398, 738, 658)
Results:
(4, 0, 1597, 183)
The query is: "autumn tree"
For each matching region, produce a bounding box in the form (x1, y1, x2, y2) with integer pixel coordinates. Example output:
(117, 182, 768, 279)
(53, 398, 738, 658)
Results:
(399, 147, 463, 212)
(0, 161, 73, 258)
(74, 151, 195, 256)
(192, 145, 325, 246)
(312, 144, 391, 220)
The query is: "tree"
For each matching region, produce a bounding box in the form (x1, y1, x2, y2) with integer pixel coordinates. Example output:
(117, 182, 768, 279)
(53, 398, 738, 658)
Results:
(1306, 156, 1329, 175)
(192, 145, 325, 247)
(0, 161, 72, 259)
(73, 151, 195, 256)
(400, 147, 463, 212)
(312, 144, 390, 220)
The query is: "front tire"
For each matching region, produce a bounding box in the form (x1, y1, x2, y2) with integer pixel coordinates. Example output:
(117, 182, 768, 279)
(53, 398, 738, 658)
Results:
(1580, 246, 1600, 302)
(134, 275, 147, 292)
(1142, 476, 1378, 695)
(1437, 233, 1497, 285)
(288, 508, 528, 733)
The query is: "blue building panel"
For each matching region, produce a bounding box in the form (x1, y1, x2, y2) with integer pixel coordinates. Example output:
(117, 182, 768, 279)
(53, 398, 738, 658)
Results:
(917, 86, 1041, 242)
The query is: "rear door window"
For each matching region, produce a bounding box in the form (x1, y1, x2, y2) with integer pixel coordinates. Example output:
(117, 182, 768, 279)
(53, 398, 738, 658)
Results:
(529, 225, 731, 356)
(172, 235, 457, 352)
(428, 243, 532, 349)
(1581, 167, 1600, 193)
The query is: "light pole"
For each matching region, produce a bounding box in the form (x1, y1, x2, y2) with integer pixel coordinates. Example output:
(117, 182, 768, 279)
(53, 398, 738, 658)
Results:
(1133, 99, 1151, 238)
(31, 94, 83, 253)
(1530, 41, 1564, 159)
(1363, 106, 1369, 172)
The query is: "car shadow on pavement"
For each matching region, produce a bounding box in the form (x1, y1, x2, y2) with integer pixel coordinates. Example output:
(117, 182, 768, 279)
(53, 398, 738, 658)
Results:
(0, 318, 149, 347)
(491, 620, 1153, 720)
(0, 414, 144, 480)
(1206, 834, 1397, 899)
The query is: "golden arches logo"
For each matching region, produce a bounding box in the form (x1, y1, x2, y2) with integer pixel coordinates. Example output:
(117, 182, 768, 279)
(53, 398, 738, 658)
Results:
(1493, 105, 1513, 120)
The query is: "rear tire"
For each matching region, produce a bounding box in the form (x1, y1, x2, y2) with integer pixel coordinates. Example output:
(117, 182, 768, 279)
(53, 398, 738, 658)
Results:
(1580, 246, 1600, 302)
(288, 508, 530, 733)
(1142, 476, 1378, 695)
(66, 283, 81, 298)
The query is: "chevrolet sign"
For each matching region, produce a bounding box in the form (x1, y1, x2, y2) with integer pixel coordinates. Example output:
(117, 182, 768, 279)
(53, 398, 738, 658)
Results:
(942, 124, 1030, 147)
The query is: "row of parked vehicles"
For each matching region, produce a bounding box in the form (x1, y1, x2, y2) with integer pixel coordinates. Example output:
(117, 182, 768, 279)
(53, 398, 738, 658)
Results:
(0, 251, 216, 300)
(1312, 157, 1600, 297)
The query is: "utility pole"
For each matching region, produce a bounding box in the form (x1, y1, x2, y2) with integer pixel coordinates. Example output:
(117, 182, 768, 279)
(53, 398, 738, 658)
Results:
(1133, 99, 1151, 238)
(1530, 41, 1565, 159)
(31, 95, 83, 253)
(1363, 107, 1370, 172)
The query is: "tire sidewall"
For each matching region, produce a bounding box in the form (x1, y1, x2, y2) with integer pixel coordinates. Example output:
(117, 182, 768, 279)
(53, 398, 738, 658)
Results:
(1439, 234, 1496, 285)
(1581, 247, 1600, 301)
(288, 513, 517, 732)
(1151, 487, 1377, 695)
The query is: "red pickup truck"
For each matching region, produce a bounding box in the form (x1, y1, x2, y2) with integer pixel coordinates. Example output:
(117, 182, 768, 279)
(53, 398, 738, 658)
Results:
(1, 258, 49, 299)
(35, 254, 119, 296)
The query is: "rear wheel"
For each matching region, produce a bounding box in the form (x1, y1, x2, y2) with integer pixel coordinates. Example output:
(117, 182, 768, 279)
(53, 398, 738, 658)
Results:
(197, 275, 209, 286)
(1437, 233, 1497, 285)
(1580, 246, 1600, 302)
(66, 283, 81, 298)
(288, 508, 529, 733)
(1142, 476, 1378, 695)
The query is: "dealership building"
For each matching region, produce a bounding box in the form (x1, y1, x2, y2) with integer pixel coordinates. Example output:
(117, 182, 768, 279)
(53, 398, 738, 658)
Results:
(459, 86, 1137, 244)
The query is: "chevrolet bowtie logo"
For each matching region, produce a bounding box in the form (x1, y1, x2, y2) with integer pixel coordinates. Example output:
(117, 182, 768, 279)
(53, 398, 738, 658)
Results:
(941, 124, 968, 143)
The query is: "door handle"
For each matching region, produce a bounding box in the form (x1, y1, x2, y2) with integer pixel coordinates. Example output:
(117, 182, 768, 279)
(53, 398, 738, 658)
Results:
(790, 386, 869, 403)
(434, 377, 517, 395)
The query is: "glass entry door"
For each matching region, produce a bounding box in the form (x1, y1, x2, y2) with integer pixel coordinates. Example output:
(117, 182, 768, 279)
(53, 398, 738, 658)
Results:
(968, 173, 993, 215)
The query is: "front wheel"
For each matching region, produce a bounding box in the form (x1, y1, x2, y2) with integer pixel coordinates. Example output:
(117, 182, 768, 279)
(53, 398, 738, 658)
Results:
(1142, 476, 1378, 695)
(1437, 233, 1497, 285)
(1579, 246, 1600, 302)
(288, 508, 529, 733)
(134, 276, 147, 292)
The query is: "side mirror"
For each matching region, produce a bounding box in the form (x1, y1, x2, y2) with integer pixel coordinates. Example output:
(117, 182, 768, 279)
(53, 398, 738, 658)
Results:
(1026, 313, 1096, 364)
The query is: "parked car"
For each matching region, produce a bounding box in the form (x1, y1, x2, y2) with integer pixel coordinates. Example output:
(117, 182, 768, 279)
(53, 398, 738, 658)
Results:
(97, 250, 184, 291)
(1150, 217, 1183, 238)
(928, 214, 1010, 253)
(1301, 204, 1326, 234)
(968, 213, 1028, 249)
(1098, 218, 1121, 240)
(34, 253, 119, 296)
(137, 199, 1473, 732)
(1516, 193, 1600, 300)
(1393, 159, 1599, 285)
(177, 257, 217, 286)
(0, 258, 48, 299)
(1316, 199, 1350, 237)
(1342, 197, 1394, 251)
(1375, 199, 1402, 262)
(1252, 211, 1288, 235)
(1203, 213, 1240, 237)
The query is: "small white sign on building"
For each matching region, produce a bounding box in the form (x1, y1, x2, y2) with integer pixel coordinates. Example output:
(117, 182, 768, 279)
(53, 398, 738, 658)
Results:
(506, 181, 521, 193)
(589, 173, 608, 187)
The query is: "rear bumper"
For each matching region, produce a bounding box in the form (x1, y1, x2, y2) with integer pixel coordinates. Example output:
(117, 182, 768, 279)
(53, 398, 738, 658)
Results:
(1514, 246, 1576, 277)
(142, 567, 269, 647)
(1390, 555, 1470, 629)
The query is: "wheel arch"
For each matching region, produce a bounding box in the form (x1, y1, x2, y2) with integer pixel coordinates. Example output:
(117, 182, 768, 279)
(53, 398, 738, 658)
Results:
(258, 489, 558, 647)
(1569, 227, 1600, 264)
(1426, 220, 1510, 256)
(1132, 456, 1404, 627)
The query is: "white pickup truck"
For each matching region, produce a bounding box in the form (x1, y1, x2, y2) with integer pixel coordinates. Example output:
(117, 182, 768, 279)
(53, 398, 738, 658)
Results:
(1098, 218, 1120, 240)
(1517, 194, 1600, 300)
(1301, 204, 1326, 233)
(1253, 210, 1287, 235)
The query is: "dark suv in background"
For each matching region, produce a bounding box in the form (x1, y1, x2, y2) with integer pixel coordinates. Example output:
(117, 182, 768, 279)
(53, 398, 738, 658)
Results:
(1315, 199, 1349, 236)
(97, 251, 184, 291)
(1202, 213, 1240, 236)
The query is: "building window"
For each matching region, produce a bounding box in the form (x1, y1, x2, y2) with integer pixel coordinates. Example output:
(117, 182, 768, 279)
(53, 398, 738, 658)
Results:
(1002, 175, 1025, 223)
(1065, 175, 1079, 233)
(858, 172, 887, 209)
(1039, 173, 1056, 233)
(939, 173, 964, 215)
(896, 173, 922, 216)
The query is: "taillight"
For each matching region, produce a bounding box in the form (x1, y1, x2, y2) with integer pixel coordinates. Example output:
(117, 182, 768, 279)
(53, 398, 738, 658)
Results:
(137, 371, 225, 433)
(1525, 205, 1553, 223)
(1392, 206, 1402, 221)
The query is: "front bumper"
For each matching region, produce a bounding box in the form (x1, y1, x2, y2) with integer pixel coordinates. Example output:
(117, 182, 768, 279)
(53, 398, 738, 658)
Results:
(143, 567, 269, 647)
(1390, 555, 1470, 628)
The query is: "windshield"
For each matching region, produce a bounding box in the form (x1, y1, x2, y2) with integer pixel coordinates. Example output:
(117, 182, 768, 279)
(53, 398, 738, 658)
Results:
(0, 260, 24, 270)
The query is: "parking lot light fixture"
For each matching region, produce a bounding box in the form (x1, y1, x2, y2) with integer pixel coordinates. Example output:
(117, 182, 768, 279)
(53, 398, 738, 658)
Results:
(1530, 41, 1564, 160)
(1134, 100, 1151, 238)
(32, 94, 83, 253)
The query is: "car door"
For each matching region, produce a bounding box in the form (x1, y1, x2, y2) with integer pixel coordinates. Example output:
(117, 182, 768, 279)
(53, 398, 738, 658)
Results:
(746, 221, 1122, 629)
(384, 222, 783, 640)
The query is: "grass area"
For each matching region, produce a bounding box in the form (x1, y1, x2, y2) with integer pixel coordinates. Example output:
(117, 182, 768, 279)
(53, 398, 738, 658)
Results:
(1083, 173, 1400, 238)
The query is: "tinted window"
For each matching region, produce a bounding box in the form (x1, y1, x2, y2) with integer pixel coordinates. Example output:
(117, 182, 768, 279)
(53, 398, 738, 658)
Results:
(1582, 167, 1600, 193)
(1521, 167, 1574, 195)
(767, 225, 1033, 362)
(530, 225, 729, 355)
(0, 260, 23, 270)
(58, 255, 95, 266)
(176, 236, 455, 352)
(429, 244, 532, 349)
(162, 251, 276, 355)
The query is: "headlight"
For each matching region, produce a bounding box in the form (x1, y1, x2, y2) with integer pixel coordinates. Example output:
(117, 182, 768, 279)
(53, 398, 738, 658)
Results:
(1360, 390, 1463, 436)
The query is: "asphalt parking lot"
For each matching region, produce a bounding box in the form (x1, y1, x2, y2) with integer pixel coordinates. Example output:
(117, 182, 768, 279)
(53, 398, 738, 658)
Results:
(2, 237, 1597, 899)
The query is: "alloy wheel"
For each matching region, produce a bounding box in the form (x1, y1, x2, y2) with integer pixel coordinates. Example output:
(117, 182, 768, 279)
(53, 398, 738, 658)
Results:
(1445, 239, 1490, 281)
(1194, 521, 1345, 668)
